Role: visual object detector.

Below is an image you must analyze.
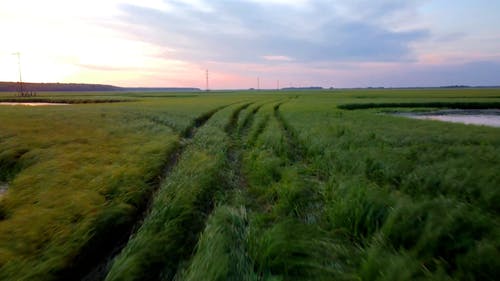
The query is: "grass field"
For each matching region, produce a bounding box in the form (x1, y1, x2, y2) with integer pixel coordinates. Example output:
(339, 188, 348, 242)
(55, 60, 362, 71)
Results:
(0, 88, 499, 280)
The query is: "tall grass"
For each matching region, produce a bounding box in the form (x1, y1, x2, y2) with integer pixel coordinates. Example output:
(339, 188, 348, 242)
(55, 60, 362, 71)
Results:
(0, 96, 236, 280)
(105, 104, 240, 281)
(338, 101, 500, 110)
(278, 92, 500, 279)
(177, 206, 255, 281)
(1, 89, 499, 280)
(238, 103, 357, 280)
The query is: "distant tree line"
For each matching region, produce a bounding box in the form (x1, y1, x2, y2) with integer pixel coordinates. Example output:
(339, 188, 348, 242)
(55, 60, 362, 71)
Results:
(0, 82, 201, 92)
(281, 87, 324, 91)
(0, 82, 121, 92)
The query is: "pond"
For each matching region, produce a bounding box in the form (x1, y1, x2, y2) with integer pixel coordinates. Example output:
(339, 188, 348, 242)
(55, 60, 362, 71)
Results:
(396, 109, 500, 128)
(0, 102, 69, 106)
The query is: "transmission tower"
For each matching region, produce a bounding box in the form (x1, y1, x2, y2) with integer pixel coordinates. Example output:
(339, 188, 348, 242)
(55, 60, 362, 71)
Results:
(13, 52, 24, 96)
(206, 69, 209, 91)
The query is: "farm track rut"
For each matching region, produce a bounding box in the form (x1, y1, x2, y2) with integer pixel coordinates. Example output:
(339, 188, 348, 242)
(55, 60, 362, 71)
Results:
(164, 103, 253, 280)
(239, 104, 263, 135)
(144, 115, 180, 132)
(68, 105, 230, 281)
(225, 103, 252, 134)
(176, 99, 309, 279)
(227, 101, 281, 193)
(273, 101, 307, 162)
(225, 103, 254, 190)
(246, 99, 288, 147)
(171, 103, 258, 280)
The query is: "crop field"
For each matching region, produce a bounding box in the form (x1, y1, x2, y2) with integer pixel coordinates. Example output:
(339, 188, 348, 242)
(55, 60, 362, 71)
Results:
(0, 89, 499, 280)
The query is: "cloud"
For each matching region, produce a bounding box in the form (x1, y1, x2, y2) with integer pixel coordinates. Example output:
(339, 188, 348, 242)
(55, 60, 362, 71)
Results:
(114, 0, 428, 64)
(77, 64, 134, 71)
(389, 61, 500, 87)
(322, 60, 500, 88)
(263, 55, 293, 62)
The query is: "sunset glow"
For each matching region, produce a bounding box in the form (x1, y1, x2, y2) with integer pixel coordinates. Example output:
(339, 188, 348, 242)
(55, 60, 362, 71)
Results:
(1, 0, 500, 88)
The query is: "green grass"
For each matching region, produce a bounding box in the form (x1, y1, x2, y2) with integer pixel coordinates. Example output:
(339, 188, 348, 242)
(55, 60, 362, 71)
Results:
(338, 101, 500, 110)
(278, 93, 500, 280)
(105, 104, 236, 281)
(0, 89, 499, 280)
(0, 96, 239, 280)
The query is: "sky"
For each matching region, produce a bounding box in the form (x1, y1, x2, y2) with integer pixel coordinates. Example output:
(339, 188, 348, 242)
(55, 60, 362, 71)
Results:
(1, 0, 500, 89)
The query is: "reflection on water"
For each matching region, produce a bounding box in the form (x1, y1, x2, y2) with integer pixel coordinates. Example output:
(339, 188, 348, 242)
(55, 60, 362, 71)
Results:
(0, 102, 68, 106)
(397, 109, 500, 128)
(0, 182, 8, 197)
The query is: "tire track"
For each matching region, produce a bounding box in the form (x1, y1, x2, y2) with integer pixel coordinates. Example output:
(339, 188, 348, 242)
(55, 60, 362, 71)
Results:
(238, 103, 263, 135)
(144, 115, 180, 133)
(245, 100, 289, 147)
(225, 103, 252, 135)
(172, 104, 257, 281)
(182, 99, 309, 280)
(272, 100, 325, 224)
(67, 105, 230, 281)
(247, 114, 270, 147)
(182, 105, 230, 138)
(103, 102, 249, 281)
(273, 102, 306, 162)
(163, 103, 253, 280)
(225, 103, 254, 191)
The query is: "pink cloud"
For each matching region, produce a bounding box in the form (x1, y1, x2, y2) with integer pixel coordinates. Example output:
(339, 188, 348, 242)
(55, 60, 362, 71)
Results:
(262, 55, 294, 62)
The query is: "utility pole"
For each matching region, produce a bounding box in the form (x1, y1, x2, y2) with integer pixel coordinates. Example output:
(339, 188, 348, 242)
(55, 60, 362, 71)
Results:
(205, 69, 209, 91)
(277, 80, 280, 91)
(257, 77, 260, 90)
(13, 52, 23, 96)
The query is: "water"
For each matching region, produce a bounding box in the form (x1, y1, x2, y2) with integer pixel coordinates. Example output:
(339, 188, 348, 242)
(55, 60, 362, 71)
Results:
(0, 102, 68, 106)
(0, 182, 7, 197)
(397, 109, 500, 128)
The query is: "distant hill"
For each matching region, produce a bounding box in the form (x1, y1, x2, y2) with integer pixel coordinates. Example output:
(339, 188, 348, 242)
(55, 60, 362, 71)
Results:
(0, 82, 201, 92)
